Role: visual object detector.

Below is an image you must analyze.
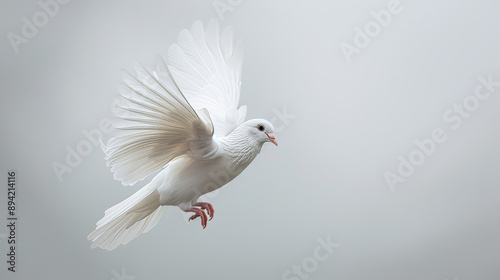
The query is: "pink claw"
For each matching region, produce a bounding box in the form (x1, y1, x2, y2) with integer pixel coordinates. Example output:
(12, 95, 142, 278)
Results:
(194, 202, 215, 221)
(187, 207, 208, 229)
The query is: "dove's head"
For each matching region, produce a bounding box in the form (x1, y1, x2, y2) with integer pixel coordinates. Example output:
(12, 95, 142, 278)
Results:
(241, 119, 278, 146)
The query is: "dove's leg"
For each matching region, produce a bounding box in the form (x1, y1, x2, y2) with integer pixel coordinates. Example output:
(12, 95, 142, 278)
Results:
(194, 202, 214, 221)
(187, 207, 208, 229)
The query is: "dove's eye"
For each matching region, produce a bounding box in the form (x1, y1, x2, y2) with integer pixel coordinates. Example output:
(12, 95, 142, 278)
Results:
(258, 125, 265, 132)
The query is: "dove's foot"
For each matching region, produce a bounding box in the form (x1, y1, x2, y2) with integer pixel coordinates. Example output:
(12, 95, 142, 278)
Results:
(187, 207, 208, 229)
(194, 202, 214, 221)
(187, 202, 214, 229)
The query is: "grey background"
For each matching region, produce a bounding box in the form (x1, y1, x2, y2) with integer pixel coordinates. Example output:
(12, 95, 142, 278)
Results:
(1, 0, 500, 279)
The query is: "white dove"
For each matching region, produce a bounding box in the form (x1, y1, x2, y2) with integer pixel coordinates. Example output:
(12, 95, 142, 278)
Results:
(87, 20, 278, 250)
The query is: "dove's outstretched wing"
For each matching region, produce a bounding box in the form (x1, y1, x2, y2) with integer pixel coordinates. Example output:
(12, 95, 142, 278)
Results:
(105, 20, 246, 186)
(105, 61, 214, 186)
(168, 19, 247, 138)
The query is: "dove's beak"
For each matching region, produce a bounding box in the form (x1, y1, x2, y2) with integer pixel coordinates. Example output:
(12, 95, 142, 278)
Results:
(266, 133, 278, 146)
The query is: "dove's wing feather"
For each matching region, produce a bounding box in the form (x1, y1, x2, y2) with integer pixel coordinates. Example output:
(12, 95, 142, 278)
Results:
(167, 19, 247, 138)
(105, 61, 214, 186)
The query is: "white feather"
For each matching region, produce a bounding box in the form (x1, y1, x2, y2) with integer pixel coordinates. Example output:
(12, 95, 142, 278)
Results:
(168, 19, 247, 138)
(87, 182, 163, 250)
(105, 61, 213, 186)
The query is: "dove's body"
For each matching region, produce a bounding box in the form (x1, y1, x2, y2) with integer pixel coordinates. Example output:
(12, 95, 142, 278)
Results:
(157, 125, 265, 211)
(88, 20, 277, 250)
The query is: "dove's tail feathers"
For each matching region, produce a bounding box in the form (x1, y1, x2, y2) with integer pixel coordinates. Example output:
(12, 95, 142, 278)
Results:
(87, 187, 164, 251)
